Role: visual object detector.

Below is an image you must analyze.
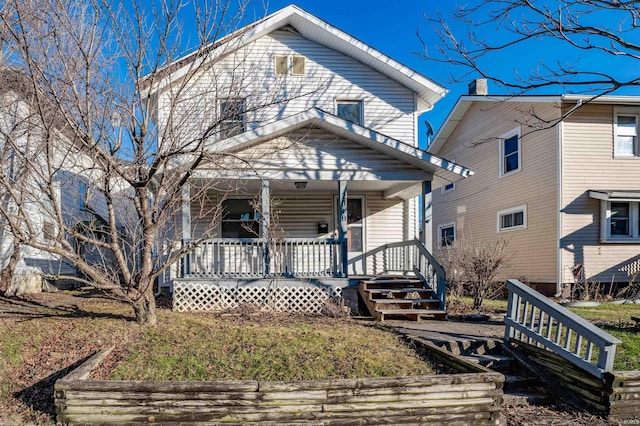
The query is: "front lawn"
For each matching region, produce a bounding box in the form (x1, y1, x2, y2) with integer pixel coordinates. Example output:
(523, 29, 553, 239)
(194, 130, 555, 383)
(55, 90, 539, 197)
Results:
(0, 291, 433, 424)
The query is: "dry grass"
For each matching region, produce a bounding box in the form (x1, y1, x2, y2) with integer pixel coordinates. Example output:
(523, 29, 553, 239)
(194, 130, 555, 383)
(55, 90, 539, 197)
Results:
(0, 290, 433, 424)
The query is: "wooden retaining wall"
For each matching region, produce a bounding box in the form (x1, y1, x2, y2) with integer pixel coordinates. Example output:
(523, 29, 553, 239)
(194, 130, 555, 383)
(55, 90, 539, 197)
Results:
(55, 347, 505, 425)
(511, 339, 640, 420)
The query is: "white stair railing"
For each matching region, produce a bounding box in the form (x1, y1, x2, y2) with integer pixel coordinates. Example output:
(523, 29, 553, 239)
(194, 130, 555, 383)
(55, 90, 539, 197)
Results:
(505, 278, 621, 378)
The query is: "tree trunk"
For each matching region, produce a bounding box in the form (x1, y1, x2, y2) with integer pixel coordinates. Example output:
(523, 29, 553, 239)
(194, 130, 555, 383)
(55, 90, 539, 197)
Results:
(133, 278, 157, 325)
(0, 243, 19, 293)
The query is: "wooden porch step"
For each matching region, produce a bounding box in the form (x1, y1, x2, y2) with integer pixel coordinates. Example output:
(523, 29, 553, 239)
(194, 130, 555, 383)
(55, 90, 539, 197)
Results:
(365, 288, 433, 294)
(376, 308, 447, 322)
(370, 298, 439, 304)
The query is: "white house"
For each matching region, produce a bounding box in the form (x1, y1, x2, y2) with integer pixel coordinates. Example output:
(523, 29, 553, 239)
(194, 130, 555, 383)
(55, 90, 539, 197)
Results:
(146, 5, 471, 317)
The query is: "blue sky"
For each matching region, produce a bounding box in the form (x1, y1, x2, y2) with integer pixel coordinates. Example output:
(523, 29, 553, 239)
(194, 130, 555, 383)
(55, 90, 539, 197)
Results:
(265, 0, 460, 148)
(260, 0, 640, 149)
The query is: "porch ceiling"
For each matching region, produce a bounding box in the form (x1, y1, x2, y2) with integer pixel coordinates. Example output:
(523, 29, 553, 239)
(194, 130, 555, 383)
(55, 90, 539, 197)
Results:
(192, 179, 422, 200)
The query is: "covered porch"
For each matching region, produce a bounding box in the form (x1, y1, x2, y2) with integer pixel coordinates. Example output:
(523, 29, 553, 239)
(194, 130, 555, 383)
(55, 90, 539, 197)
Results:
(171, 109, 472, 314)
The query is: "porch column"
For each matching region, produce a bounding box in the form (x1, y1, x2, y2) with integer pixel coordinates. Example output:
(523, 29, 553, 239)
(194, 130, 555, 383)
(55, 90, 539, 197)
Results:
(338, 180, 348, 277)
(261, 179, 270, 276)
(181, 182, 191, 276)
(422, 181, 432, 252)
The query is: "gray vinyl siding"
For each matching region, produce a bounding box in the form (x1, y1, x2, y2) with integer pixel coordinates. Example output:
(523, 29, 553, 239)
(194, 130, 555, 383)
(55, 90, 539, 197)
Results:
(561, 103, 640, 284)
(432, 101, 560, 283)
(158, 30, 417, 148)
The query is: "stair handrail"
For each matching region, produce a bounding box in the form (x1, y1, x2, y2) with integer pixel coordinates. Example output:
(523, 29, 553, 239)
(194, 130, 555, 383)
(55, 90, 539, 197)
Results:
(504, 278, 621, 378)
(355, 239, 446, 310)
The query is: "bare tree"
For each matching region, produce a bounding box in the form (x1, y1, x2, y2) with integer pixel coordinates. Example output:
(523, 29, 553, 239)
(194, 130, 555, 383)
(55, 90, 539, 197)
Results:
(421, 1, 640, 98)
(437, 231, 511, 309)
(0, 0, 313, 324)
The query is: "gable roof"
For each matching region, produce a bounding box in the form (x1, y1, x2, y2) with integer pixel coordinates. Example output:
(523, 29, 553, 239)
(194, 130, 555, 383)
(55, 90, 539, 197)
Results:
(145, 5, 447, 108)
(428, 94, 640, 155)
(210, 107, 472, 188)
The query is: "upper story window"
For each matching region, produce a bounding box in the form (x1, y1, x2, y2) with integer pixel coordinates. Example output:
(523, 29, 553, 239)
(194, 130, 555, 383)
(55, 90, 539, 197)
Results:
(219, 99, 245, 139)
(441, 182, 455, 193)
(291, 56, 306, 75)
(497, 205, 527, 232)
(614, 112, 639, 157)
(221, 198, 259, 238)
(274, 55, 306, 76)
(499, 128, 521, 177)
(79, 182, 87, 212)
(438, 223, 455, 248)
(336, 100, 363, 125)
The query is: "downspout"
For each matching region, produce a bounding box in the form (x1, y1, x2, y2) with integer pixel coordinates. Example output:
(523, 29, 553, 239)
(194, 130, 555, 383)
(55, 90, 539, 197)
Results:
(555, 119, 564, 297)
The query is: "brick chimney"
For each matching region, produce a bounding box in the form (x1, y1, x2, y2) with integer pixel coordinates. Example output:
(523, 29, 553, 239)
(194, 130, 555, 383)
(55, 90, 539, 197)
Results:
(468, 78, 488, 96)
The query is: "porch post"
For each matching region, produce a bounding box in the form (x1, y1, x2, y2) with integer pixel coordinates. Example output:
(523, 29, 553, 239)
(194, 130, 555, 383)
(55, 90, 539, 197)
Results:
(422, 180, 432, 252)
(338, 180, 348, 277)
(181, 182, 191, 277)
(261, 179, 270, 276)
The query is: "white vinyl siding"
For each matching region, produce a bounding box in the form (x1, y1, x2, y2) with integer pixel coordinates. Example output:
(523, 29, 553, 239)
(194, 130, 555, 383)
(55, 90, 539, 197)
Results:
(157, 30, 418, 147)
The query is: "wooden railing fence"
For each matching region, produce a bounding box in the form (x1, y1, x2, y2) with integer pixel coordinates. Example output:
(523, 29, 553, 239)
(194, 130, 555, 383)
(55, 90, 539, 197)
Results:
(504, 278, 621, 378)
(182, 238, 347, 279)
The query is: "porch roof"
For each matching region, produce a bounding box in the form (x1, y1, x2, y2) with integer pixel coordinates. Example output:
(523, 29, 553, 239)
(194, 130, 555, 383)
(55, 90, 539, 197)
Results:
(209, 108, 473, 190)
(589, 190, 640, 202)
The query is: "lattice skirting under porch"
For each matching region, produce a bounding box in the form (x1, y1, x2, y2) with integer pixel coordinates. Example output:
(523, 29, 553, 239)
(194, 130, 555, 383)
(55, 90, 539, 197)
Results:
(173, 280, 342, 313)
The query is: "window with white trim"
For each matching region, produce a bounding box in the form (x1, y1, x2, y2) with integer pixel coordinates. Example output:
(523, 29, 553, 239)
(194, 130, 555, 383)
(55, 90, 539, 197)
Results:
(497, 205, 527, 232)
(219, 99, 245, 139)
(441, 182, 455, 193)
(221, 198, 259, 238)
(614, 111, 639, 157)
(438, 223, 455, 248)
(274, 55, 288, 75)
(601, 201, 640, 241)
(336, 100, 363, 125)
(499, 128, 521, 176)
(291, 55, 306, 75)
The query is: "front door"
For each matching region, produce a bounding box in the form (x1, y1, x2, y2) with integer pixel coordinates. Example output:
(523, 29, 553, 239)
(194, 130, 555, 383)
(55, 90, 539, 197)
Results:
(346, 197, 365, 274)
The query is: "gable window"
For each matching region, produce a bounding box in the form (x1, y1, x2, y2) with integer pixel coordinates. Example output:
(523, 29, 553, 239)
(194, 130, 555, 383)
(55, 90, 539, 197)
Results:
(274, 55, 288, 75)
(291, 56, 306, 75)
(499, 128, 521, 177)
(219, 99, 245, 139)
(498, 205, 527, 232)
(221, 198, 259, 238)
(614, 113, 639, 157)
(336, 100, 363, 125)
(438, 223, 455, 248)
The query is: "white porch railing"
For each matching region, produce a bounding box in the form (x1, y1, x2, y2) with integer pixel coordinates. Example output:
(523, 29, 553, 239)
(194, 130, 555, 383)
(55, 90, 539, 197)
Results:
(182, 238, 347, 278)
(359, 239, 446, 310)
(504, 278, 621, 378)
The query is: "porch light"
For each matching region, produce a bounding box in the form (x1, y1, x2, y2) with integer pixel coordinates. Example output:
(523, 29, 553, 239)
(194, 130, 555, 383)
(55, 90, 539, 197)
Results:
(295, 181, 307, 189)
